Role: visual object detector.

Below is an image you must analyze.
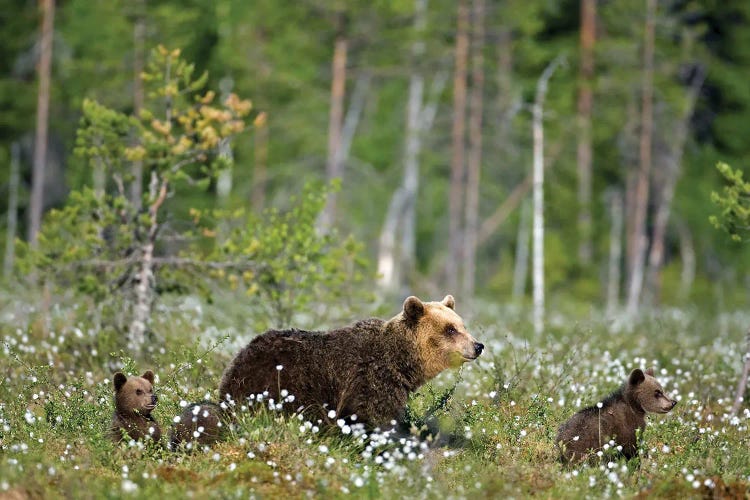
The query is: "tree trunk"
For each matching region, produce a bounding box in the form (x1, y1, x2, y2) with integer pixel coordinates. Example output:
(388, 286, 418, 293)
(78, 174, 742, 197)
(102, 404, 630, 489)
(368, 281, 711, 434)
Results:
(28, 0, 55, 247)
(532, 57, 562, 335)
(625, 0, 656, 317)
(130, 0, 146, 208)
(677, 219, 695, 302)
(320, 13, 348, 231)
(643, 67, 704, 303)
(577, 0, 596, 264)
(378, 0, 445, 292)
(447, 0, 469, 292)
(605, 189, 624, 317)
(730, 326, 750, 417)
(462, 0, 485, 298)
(130, 172, 167, 349)
(252, 115, 268, 212)
(3, 142, 21, 278)
(512, 198, 531, 301)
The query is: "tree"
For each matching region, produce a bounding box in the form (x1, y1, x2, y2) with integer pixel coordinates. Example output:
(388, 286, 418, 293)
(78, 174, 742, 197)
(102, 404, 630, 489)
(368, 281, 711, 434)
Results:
(625, 0, 656, 317)
(576, 0, 595, 264)
(320, 11, 349, 231)
(462, 0, 485, 298)
(711, 162, 750, 416)
(447, 0, 469, 292)
(54, 46, 252, 348)
(28, 0, 55, 248)
(532, 57, 563, 335)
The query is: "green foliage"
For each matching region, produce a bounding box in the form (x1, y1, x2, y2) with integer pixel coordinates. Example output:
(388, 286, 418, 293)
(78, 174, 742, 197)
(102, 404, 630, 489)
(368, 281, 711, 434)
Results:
(187, 181, 372, 329)
(711, 162, 750, 242)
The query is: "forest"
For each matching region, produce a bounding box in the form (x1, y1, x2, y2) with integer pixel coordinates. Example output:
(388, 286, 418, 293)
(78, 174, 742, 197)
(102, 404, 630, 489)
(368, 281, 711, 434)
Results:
(1, 0, 750, 498)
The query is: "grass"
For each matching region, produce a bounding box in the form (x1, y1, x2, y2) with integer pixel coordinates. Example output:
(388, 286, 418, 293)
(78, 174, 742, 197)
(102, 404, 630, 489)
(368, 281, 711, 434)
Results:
(1, 291, 749, 498)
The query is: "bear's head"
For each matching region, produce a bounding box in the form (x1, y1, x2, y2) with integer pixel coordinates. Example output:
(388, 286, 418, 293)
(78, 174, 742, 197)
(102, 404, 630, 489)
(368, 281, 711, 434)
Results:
(113, 370, 158, 417)
(625, 368, 677, 414)
(400, 295, 484, 379)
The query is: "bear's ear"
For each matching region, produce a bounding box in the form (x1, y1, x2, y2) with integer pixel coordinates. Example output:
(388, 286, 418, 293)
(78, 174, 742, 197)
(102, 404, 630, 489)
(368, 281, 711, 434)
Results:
(114, 372, 127, 392)
(628, 368, 645, 386)
(141, 370, 155, 384)
(403, 296, 425, 321)
(442, 295, 455, 310)
(644, 367, 655, 377)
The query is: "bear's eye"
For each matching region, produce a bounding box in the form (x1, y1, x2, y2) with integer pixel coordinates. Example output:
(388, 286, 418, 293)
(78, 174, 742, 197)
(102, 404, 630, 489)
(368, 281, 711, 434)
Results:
(136, 389, 144, 396)
(445, 325, 458, 336)
(654, 390, 662, 398)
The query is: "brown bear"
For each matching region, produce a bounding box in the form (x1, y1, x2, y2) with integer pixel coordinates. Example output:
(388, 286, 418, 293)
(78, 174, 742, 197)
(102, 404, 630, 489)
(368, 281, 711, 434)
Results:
(556, 368, 677, 463)
(218, 295, 483, 429)
(169, 402, 226, 451)
(110, 370, 162, 443)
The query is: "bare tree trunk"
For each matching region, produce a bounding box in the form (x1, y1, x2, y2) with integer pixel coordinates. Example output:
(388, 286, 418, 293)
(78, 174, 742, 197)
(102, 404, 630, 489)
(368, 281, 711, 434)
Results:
(3, 142, 20, 278)
(532, 57, 562, 335)
(731, 326, 750, 416)
(577, 0, 595, 264)
(28, 0, 55, 247)
(131, 172, 167, 348)
(447, 0, 469, 292)
(643, 67, 704, 303)
(378, 0, 446, 292)
(320, 13, 348, 231)
(625, 0, 656, 317)
(462, 0, 485, 298)
(605, 189, 624, 316)
(512, 198, 530, 301)
(477, 138, 565, 245)
(130, 0, 146, 208)
(252, 114, 268, 212)
(677, 219, 695, 302)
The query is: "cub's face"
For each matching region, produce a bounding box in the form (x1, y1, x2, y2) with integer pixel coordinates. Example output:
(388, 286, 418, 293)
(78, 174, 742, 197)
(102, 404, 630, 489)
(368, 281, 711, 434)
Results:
(404, 295, 484, 380)
(628, 368, 677, 414)
(113, 370, 158, 416)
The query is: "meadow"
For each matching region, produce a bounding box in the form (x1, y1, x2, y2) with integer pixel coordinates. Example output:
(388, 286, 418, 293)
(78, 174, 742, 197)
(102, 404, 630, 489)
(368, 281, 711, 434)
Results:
(1, 290, 749, 499)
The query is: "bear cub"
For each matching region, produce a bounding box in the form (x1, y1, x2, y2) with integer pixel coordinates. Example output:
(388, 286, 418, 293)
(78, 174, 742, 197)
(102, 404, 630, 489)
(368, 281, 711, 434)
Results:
(110, 370, 162, 444)
(556, 368, 676, 463)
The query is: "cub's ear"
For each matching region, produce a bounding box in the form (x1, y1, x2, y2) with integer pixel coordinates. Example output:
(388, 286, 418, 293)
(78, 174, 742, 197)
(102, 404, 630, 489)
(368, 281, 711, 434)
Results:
(403, 296, 425, 321)
(644, 367, 655, 377)
(628, 368, 645, 386)
(141, 370, 155, 384)
(442, 295, 455, 310)
(114, 372, 127, 392)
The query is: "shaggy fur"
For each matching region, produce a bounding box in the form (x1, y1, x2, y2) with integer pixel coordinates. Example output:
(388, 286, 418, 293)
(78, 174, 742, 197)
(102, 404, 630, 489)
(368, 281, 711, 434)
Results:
(218, 295, 483, 428)
(110, 370, 162, 443)
(169, 402, 226, 450)
(556, 368, 677, 463)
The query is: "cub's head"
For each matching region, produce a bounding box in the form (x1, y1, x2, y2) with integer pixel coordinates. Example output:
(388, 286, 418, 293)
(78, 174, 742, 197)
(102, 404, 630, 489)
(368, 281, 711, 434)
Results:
(626, 368, 677, 414)
(400, 295, 484, 380)
(113, 370, 158, 417)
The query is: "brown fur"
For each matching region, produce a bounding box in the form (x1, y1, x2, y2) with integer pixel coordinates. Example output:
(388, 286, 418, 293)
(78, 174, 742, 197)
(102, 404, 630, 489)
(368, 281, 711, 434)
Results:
(110, 370, 162, 443)
(169, 402, 225, 450)
(556, 368, 677, 463)
(218, 295, 483, 428)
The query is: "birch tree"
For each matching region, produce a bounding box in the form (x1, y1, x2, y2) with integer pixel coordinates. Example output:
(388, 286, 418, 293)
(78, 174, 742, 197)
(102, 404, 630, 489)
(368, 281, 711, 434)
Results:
(377, 0, 446, 292)
(532, 57, 562, 335)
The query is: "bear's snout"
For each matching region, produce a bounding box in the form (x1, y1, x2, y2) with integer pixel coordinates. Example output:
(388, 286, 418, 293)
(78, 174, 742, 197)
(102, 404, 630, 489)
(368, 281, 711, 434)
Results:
(151, 394, 158, 405)
(670, 400, 677, 408)
(474, 342, 484, 357)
